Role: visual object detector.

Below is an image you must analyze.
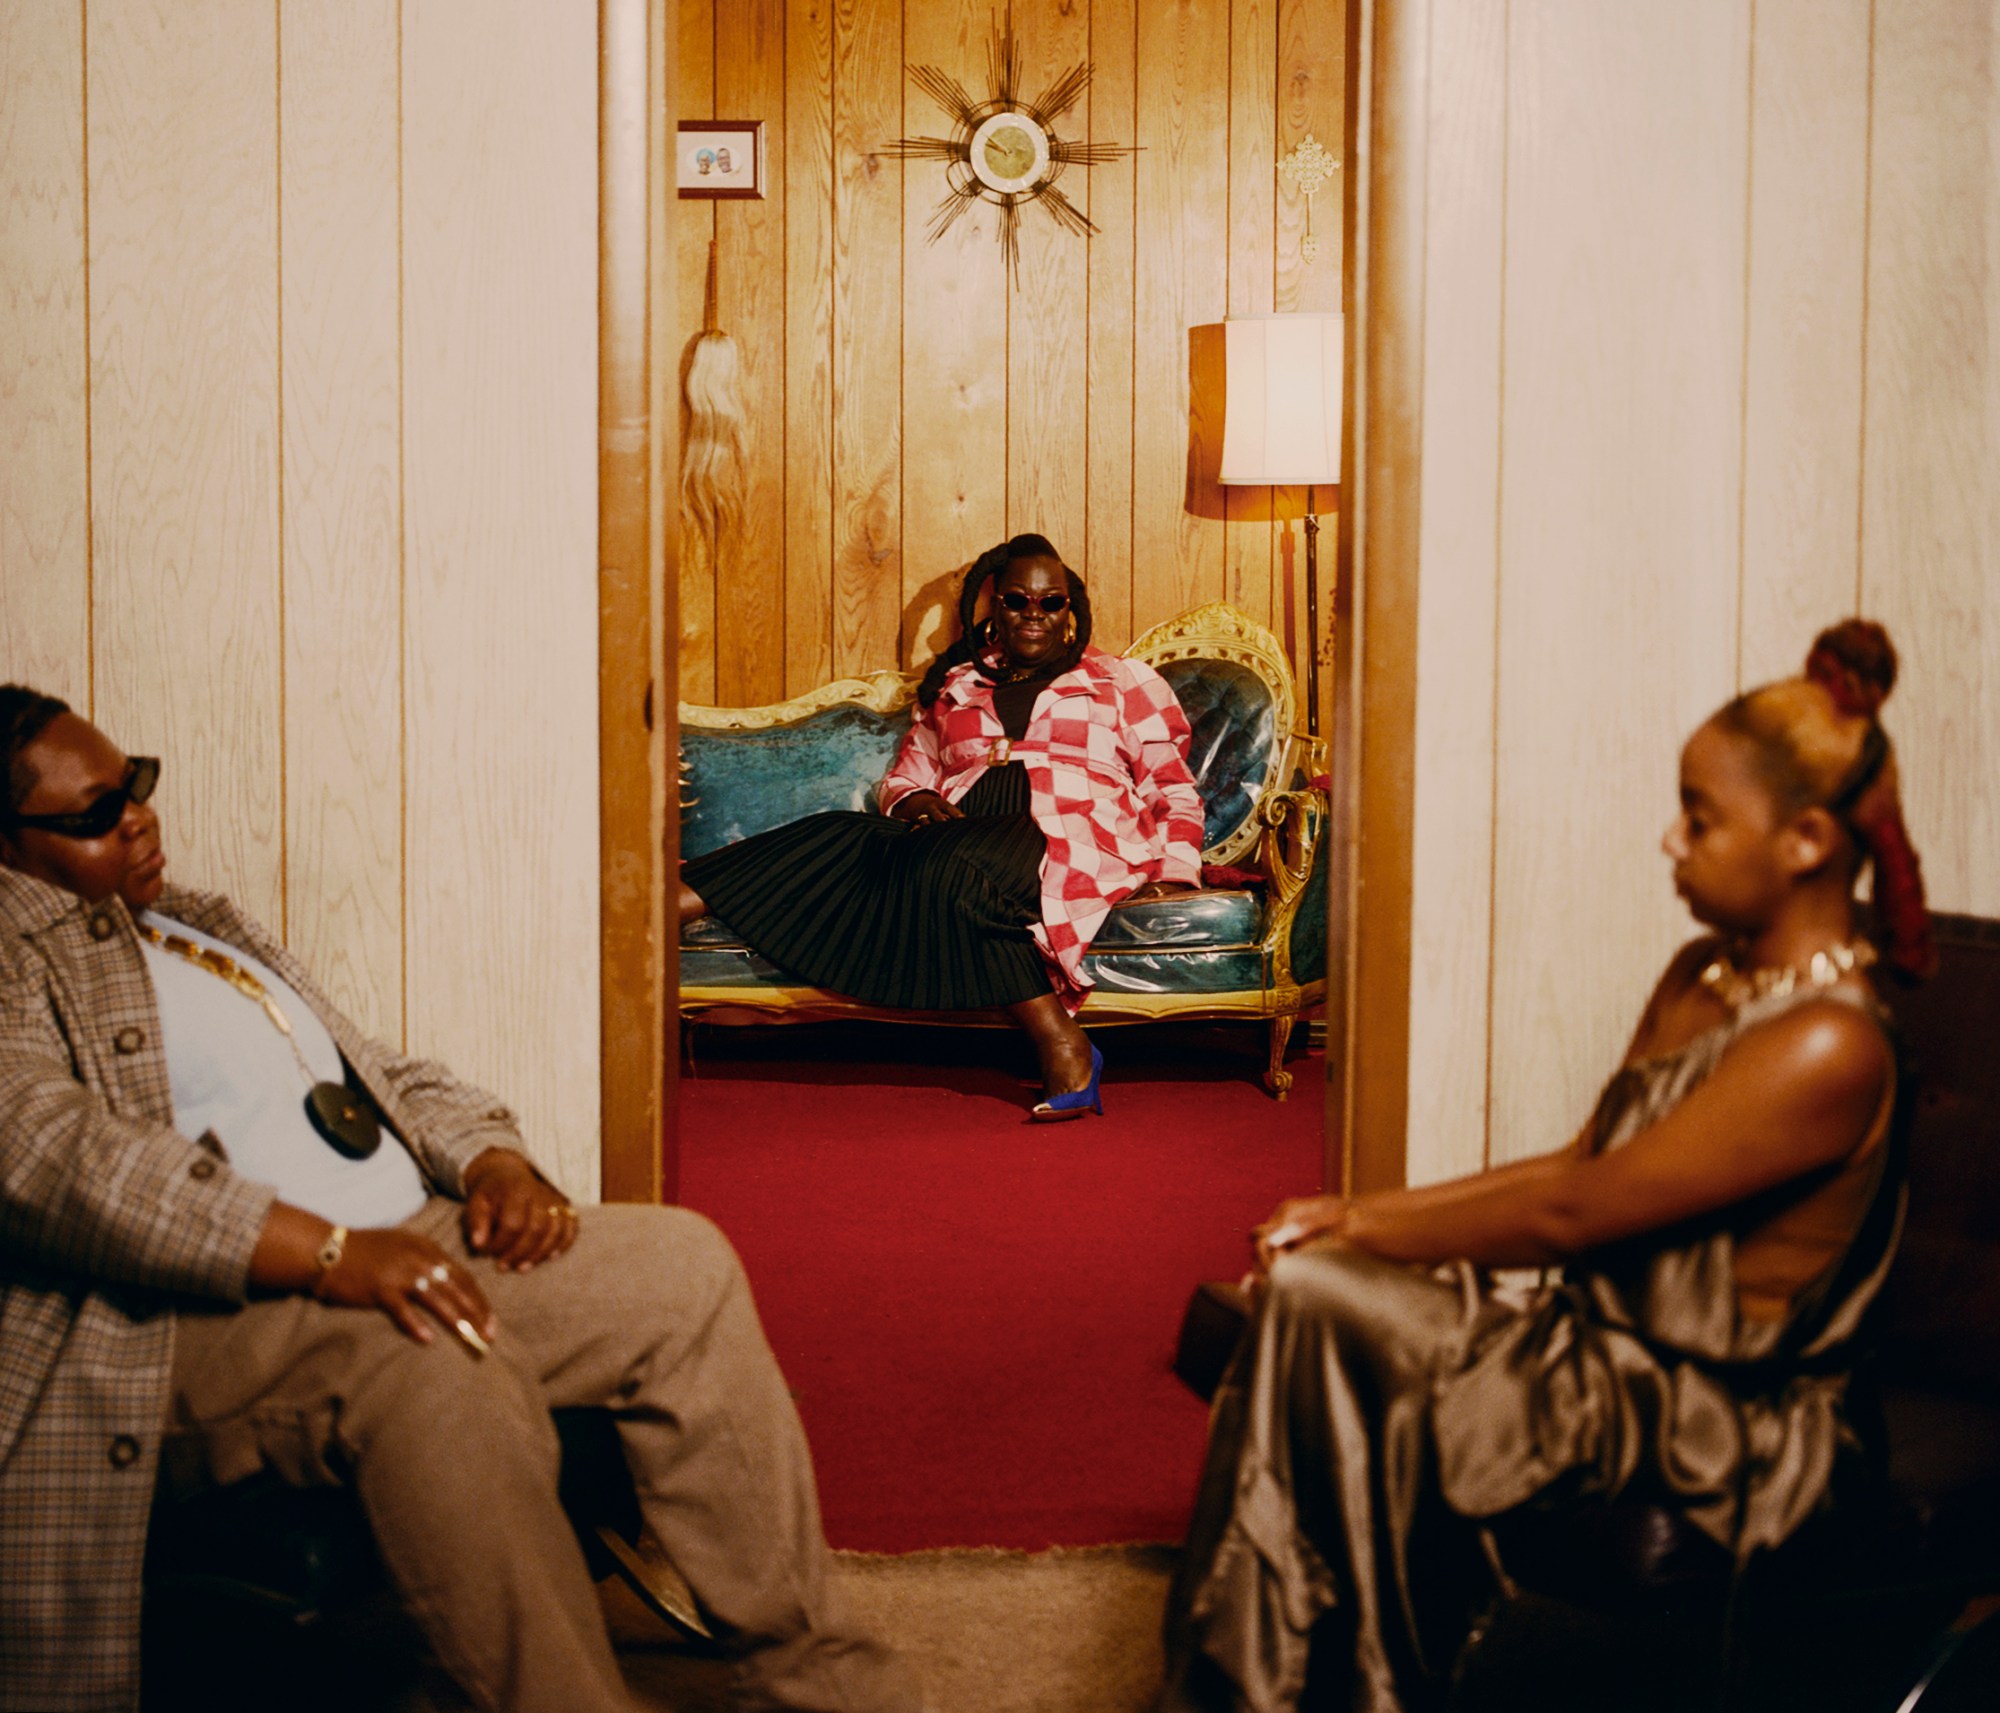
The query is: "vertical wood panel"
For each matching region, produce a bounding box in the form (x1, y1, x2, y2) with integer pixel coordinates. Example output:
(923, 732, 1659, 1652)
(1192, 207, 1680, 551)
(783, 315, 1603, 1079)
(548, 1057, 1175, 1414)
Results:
(684, 0, 1334, 692)
(402, 0, 600, 1191)
(784, 0, 836, 695)
(715, 0, 788, 705)
(1737, 0, 1871, 689)
(1276, 0, 1344, 697)
(1277, 0, 1344, 314)
(1132, 1, 1231, 629)
(1405, 0, 1506, 1187)
(1084, 0, 1137, 646)
(1860, 0, 2000, 917)
(1486, 1, 1749, 1164)
(279, 0, 403, 1044)
(0, 2, 90, 705)
(1405, 1, 2000, 1177)
(599, 0, 679, 1203)
(676, 0, 717, 700)
(901, 1, 1006, 666)
(1223, 0, 1277, 635)
(89, 0, 283, 927)
(1008, 0, 1089, 564)
(830, 0, 902, 677)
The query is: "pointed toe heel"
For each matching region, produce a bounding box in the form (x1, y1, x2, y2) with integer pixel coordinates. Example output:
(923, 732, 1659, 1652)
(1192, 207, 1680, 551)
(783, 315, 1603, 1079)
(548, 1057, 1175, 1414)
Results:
(1030, 1042, 1104, 1123)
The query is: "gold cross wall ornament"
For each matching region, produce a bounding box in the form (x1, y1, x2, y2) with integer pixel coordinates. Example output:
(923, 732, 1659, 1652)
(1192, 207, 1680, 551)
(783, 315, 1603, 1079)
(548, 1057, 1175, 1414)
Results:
(1278, 134, 1341, 263)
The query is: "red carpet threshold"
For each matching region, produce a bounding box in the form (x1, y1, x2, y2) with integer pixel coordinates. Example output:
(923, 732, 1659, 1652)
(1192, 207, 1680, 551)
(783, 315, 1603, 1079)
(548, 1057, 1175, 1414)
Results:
(678, 1023, 1325, 1553)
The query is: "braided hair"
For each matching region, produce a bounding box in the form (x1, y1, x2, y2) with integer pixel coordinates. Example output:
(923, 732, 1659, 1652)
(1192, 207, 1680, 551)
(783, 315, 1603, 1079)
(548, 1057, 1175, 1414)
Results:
(0, 684, 71, 823)
(915, 533, 1093, 708)
(1714, 619, 1933, 981)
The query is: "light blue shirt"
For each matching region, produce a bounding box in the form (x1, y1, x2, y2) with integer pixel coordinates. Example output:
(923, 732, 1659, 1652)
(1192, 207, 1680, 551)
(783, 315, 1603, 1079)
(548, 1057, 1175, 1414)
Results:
(138, 913, 428, 1229)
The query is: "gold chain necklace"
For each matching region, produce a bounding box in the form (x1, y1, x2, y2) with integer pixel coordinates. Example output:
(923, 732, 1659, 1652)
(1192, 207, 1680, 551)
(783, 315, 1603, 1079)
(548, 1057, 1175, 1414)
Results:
(1697, 937, 1877, 1011)
(137, 923, 381, 1159)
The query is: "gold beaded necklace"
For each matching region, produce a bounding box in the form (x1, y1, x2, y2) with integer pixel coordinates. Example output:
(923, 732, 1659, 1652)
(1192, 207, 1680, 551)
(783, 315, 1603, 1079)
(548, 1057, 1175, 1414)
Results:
(1697, 937, 1877, 1011)
(137, 922, 381, 1159)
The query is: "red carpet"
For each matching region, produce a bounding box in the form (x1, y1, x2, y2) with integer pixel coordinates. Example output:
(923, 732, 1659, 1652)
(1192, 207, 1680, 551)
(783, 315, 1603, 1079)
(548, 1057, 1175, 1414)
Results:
(678, 1023, 1325, 1552)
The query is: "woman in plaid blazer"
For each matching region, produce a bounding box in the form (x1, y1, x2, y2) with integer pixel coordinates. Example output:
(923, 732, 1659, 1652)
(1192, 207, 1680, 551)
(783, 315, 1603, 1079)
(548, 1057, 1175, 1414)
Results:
(680, 534, 1208, 1120)
(0, 688, 915, 1713)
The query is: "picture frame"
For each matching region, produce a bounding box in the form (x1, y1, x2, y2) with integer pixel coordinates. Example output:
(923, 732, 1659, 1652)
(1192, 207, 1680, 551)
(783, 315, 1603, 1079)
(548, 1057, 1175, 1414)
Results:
(677, 120, 765, 200)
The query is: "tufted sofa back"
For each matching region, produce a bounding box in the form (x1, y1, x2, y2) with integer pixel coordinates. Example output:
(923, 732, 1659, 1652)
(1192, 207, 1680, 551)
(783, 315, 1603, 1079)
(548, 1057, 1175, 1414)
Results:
(679, 605, 1303, 867)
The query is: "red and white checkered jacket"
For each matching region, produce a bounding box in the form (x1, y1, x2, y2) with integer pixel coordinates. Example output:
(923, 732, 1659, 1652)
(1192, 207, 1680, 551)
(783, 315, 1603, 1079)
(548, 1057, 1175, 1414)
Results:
(878, 645, 1206, 1008)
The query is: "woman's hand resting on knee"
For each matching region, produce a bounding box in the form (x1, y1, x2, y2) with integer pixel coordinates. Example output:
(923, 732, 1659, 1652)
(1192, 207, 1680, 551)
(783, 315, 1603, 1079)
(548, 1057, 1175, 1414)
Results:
(890, 790, 961, 826)
(1250, 1194, 1349, 1275)
(249, 1203, 497, 1348)
(463, 1147, 580, 1273)
(317, 1229, 498, 1348)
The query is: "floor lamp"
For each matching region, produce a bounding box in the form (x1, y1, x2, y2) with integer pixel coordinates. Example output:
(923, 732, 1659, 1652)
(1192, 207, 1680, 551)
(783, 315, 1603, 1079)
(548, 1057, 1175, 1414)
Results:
(1217, 313, 1344, 735)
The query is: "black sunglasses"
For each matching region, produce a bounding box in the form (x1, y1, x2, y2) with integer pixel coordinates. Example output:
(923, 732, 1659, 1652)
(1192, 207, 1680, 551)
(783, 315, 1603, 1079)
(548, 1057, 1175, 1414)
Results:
(998, 591, 1071, 616)
(5, 756, 160, 839)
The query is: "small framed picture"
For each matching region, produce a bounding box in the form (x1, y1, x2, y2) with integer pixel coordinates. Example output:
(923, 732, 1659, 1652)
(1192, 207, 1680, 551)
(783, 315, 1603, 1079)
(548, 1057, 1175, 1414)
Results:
(677, 121, 765, 200)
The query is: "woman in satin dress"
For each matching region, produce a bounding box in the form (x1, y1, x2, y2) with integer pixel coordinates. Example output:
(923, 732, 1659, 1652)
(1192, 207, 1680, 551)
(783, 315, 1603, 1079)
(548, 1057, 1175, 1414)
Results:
(1161, 619, 1935, 1712)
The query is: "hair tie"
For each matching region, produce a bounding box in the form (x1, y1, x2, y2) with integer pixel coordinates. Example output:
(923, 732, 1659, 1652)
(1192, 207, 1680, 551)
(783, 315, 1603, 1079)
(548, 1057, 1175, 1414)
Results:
(1853, 801, 1937, 981)
(1826, 723, 1889, 817)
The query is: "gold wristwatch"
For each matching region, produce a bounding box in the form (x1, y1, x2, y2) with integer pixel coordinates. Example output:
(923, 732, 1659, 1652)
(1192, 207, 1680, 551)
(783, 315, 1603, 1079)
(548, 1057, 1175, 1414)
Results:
(312, 1223, 349, 1293)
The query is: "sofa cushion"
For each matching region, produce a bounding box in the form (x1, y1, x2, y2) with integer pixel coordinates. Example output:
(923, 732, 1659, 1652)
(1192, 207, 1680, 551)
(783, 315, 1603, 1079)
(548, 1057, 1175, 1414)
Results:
(678, 940, 1275, 1000)
(682, 892, 1269, 999)
(685, 889, 1261, 956)
(1092, 889, 1261, 948)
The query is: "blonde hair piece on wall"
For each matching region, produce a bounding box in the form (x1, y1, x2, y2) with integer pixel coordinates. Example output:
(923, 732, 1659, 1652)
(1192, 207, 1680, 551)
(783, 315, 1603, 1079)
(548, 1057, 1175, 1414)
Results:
(680, 239, 748, 590)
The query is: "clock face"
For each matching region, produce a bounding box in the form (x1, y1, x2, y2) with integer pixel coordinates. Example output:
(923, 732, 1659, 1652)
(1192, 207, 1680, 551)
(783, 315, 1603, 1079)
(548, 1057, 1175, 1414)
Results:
(984, 124, 1036, 180)
(968, 110, 1050, 194)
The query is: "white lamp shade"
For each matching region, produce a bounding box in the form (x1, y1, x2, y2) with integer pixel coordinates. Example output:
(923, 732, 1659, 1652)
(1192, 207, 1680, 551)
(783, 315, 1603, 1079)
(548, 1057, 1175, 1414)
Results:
(1217, 312, 1344, 487)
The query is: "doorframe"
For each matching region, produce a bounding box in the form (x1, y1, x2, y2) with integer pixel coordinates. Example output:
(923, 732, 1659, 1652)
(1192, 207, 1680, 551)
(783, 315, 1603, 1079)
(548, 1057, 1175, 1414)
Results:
(1325, 0, 1425, 1197)
(597, 0, 679, 1203)
(599, 0, 1423, 1204)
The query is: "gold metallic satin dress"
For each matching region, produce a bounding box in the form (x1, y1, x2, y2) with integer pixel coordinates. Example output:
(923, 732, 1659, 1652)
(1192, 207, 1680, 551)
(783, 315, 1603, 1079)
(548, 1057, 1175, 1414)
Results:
(1161, 984, 1903, 1713)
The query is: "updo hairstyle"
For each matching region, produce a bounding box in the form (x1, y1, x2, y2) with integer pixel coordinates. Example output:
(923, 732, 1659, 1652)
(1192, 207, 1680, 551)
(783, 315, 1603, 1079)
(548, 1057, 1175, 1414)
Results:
(1713, 620, 1932, 980)
(916, 533, 1093, 708)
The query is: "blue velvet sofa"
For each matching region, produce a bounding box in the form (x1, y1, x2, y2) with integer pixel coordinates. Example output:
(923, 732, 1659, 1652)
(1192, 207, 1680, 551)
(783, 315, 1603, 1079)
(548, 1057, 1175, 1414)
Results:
(678, 603, 1329, 1096)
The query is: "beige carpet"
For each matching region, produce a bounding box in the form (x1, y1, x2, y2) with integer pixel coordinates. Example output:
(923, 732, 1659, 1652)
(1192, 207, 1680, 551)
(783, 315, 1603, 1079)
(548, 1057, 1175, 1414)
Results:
(612, 1544, 1177, 1713)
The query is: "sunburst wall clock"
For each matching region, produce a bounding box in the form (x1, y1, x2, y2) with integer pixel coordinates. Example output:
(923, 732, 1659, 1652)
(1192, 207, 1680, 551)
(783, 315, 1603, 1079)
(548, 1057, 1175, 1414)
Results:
(883, 26, 1137, 282)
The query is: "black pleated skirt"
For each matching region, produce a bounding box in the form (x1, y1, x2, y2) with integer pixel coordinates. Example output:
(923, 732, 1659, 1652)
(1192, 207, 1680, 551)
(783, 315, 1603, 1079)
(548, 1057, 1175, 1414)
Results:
(681, 763, 1051, 1008)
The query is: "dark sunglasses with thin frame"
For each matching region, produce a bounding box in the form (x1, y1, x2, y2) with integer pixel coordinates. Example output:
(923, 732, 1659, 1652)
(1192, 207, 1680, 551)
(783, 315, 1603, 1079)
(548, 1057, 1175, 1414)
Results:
(3, 756, 160, 840)
(998, 591, 1071, 616)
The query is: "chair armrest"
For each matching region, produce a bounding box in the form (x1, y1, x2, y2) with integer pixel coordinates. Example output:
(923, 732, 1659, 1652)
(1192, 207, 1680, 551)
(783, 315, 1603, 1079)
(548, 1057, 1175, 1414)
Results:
(1251, 746, 1328, 989)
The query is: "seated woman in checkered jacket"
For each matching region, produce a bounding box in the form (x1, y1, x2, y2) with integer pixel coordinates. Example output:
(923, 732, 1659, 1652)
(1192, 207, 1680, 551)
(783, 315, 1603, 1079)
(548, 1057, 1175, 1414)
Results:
(679, 532, 1207, 1121)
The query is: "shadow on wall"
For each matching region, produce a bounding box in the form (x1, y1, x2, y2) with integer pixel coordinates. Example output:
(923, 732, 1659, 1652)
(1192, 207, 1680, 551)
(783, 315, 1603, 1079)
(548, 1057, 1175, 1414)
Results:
(901, 564, 969, 677)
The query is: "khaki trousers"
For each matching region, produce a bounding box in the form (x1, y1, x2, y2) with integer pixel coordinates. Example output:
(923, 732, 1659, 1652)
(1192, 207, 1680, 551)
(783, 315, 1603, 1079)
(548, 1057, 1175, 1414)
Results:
(167, 1198, 918, 1713)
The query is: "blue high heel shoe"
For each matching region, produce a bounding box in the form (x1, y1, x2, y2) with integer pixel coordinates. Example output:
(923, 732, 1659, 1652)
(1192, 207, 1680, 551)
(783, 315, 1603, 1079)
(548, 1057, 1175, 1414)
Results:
(1030, 1042, 1104, 1122)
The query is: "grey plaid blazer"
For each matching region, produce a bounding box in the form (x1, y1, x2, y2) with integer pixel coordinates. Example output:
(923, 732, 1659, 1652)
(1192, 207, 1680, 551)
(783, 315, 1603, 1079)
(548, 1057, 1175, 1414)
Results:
(0, 872, 527, 1711)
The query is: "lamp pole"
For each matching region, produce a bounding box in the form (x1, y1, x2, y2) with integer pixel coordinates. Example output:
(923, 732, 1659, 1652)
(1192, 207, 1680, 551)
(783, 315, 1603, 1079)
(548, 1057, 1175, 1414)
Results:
(1303, 484, 1321, 737)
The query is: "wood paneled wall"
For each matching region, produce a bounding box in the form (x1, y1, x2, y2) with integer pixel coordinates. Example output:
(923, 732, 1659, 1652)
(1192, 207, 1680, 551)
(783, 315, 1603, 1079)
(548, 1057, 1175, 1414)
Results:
(0, 1, 602, 1195)
(1405, 0, 2000, 1186)
(675, 0, 1346, 704)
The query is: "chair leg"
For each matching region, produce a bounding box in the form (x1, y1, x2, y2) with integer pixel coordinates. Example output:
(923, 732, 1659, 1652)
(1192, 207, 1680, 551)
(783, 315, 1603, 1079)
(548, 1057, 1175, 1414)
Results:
(1265, 1010, 1299, 1100)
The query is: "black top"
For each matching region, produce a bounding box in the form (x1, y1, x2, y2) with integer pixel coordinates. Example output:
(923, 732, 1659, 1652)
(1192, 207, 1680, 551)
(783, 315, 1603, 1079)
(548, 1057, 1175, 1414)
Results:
(990, 672, 1051, 741)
